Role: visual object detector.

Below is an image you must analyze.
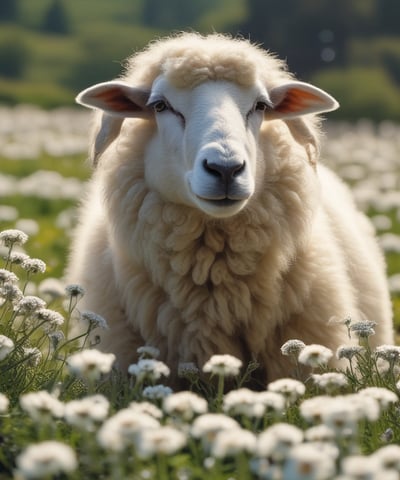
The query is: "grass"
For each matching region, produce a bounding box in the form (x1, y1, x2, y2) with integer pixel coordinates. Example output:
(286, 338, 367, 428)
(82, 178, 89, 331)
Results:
(0, 153, 89, 278)
(0, 154, 89, 179)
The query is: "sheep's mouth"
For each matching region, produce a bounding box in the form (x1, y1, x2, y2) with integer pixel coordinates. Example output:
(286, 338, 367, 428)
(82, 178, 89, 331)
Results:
(192, 193, 249, 218)
(206, 198, 241, 207)
(195, 194, 244, 207)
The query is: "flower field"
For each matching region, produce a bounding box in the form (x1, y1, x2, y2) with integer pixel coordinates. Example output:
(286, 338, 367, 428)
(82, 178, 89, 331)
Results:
(1, 107, 400, 479)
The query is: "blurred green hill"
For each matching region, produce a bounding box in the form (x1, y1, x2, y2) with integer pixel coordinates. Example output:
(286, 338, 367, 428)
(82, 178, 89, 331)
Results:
(1, 0, 399, 121)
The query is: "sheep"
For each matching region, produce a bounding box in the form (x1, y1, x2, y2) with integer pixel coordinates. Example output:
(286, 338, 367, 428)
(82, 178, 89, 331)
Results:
(67, 32, 394, 384)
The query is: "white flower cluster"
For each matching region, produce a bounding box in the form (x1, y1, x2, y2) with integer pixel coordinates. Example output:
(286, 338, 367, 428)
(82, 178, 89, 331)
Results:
(0, 334, 14, 361)
(20, 391, 64, 422)
(8, 376, 400, 480)
(67, 349, 116, 381)
(128, 358, 170, 383)
(0, 336, 399, 480)
(0, 105, 90, 160)
(164, 391, 208, 421)
(202, 353, 243, 376)
(0, 229, 28, 247)
(64, 395, 110, 431)
(223, 388, 285, 418)
(298, 344, 333, 368)
(16, 441, 77, 479)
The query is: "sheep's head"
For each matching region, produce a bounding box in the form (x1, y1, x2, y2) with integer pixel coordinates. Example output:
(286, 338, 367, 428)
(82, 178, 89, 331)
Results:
(77, 36, 338, 219)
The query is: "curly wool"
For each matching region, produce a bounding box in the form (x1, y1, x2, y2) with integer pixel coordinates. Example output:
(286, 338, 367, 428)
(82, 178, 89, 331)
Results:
(123, 33, 290, 90)
(70, 121, 391, 380)
(92, 122, 313, 370)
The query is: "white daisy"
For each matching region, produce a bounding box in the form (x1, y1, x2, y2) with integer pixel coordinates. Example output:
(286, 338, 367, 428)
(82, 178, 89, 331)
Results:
(358, 387, 398, 410)
(191, 413, 241, 451)
(64, 395, 109, 431)
(280, 339, 306, 356)
(20, 390, 64, 422)
(257, 423, 303, 461)
(16, 441, 77, 479)
(97, 409, 160, 452)
(0, 229, 28, 247)
(0, 393, 9, 413)
(163, 391, 208, 421)
(223, 388, 265, 418)
(128, 401, 163, 419)
(0, 334, 14, 361)
(298, 344, 333, 368)
(135, 426, 187, 459)
(311, 372, 348, 393)
(268, 378, 306, 404)
(341, 454, 383, 479)
(128, 358, 170, 383)
(202, 354, 242, 377)
(67, 349, 115, 381)
(211, 428, 257, 459)
(373, 444, 400, 471)
(283, 442, 337, 480)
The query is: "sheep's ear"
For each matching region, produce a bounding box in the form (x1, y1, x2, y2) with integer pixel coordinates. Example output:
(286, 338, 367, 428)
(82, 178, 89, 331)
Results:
(267, 81, 339, 119)
(76, 81, 151, 118)
(77, 81, 151, 165)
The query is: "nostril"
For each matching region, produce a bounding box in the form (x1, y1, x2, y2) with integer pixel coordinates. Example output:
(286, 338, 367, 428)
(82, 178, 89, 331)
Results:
(202, 158, 246, 180)
(232, 162, 245, 177)
(202, 158, 221, 178)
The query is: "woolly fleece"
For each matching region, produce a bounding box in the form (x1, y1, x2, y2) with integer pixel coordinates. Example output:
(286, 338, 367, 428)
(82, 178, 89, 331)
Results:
(68, 33, 393, 383)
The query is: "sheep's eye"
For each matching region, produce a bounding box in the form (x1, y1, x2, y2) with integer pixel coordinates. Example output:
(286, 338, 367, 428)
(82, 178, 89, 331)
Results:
(153, 100, 168, 113)
(254, 101, 269, 112)
(246, 100, 270, 122)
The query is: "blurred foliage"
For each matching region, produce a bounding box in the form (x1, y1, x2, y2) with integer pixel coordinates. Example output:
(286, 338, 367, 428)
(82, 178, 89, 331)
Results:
(0, 79, 72, 109)
(312, 67, 400, 122)
(0, 34, 29, 79)
(0, 0, 19, 22)
(63, 24, 161, 91)
(0, 0, 399, 120)
(237, 0, 383, 75)
(140, 0, 215, 30)
(351, 36, 400, 84)
(41, 0, 71, 35)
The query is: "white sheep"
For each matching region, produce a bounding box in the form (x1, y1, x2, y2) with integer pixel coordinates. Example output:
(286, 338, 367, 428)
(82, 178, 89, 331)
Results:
(68, 33, 393, 383)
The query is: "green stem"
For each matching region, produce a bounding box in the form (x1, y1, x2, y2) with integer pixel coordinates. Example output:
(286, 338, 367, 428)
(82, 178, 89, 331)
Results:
(236, 452, 250, 480)
(52, 329, 91, 360)
(216, 374, 225, 412)
(22, 272, 31, 294)
(157, 454, 169, 480)
(3, 245, 13, 269)
(86, 378, 96, 396)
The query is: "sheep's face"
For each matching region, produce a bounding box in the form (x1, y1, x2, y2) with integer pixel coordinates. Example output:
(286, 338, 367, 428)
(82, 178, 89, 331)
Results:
(143, 76, 267, 218)
(77, 73, 338, 218)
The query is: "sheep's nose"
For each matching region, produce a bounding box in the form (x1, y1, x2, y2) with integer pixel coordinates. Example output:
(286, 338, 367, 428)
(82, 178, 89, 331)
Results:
(202, 158, 245, 183)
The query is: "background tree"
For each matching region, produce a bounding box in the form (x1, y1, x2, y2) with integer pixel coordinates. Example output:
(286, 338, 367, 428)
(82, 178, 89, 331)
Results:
(376, 0, 400, 35)
(41, 0, 70, 35)
(237, 0, 371, 78)
(0, 0, 19, 23)
(141, 0, 214, 30)
(0, 35, 29, 78)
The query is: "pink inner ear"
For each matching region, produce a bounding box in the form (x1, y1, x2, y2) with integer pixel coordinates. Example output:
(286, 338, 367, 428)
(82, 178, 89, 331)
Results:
(275, 88, 323, 114)
(94, 87, 140, 112)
